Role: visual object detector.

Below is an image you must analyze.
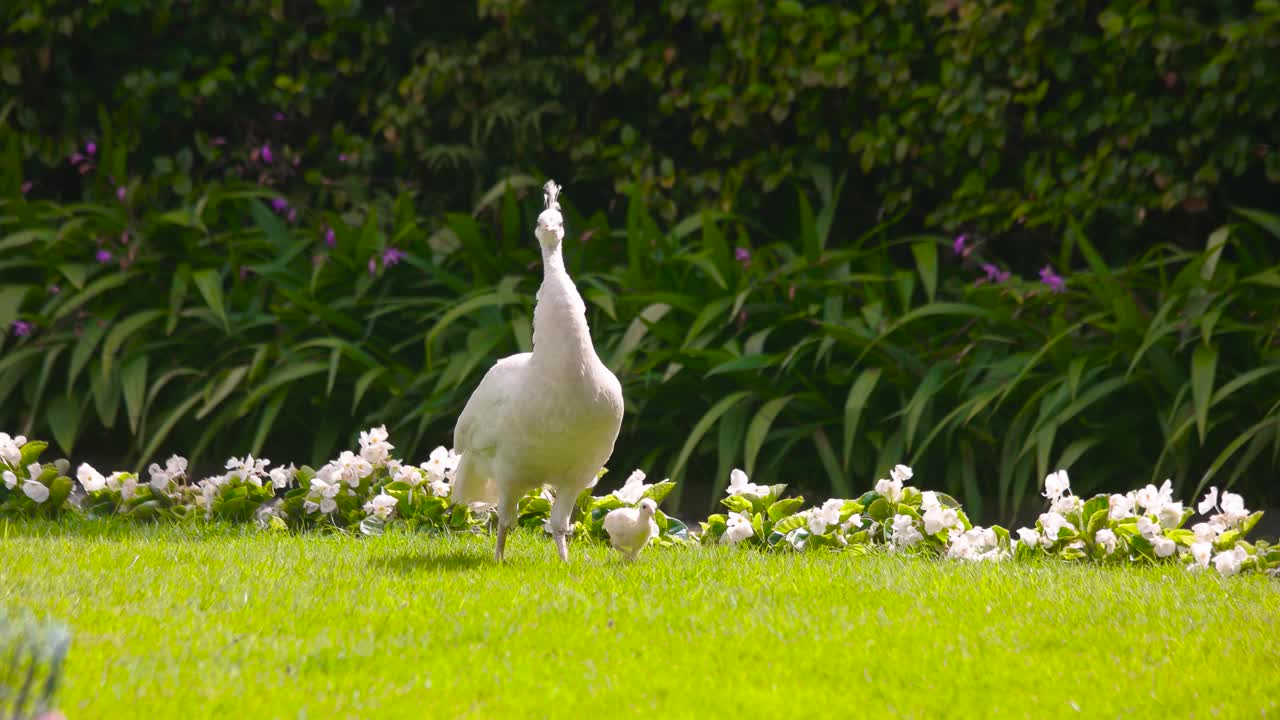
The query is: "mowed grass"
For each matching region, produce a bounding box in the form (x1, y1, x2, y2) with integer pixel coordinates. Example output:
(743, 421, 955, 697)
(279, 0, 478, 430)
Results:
(3, 520, 1279, 719)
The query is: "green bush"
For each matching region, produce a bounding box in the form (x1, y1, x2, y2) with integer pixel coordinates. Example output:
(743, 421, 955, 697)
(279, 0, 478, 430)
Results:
(3, 0, 1277, 242)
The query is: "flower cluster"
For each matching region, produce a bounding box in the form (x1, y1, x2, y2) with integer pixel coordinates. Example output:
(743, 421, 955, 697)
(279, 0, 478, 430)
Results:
(2, 426, 1277, 576)
(1012, 470, 1273, 577)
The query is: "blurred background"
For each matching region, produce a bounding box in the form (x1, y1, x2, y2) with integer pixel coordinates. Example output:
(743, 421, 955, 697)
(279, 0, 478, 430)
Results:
(1, 0, 1278, 524)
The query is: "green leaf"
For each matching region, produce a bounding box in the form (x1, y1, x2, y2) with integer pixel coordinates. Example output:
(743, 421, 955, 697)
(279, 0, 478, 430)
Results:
(1191, 344, 1218, 445)
(767, 497, 805, 522)
(197, 365, 249, 420)
(45, 396, 82, 455)
(667, 391, 751, 488)
(743, 395, 792, 476)
(842, 368, 881, 468)
(52, 272, 133, 320)
(0, 285, 30, 332)
(192, 269, 229, 332)
(101, 309, 165, 380)
(121, 354, 149, 434)
(239, 362, 327, 413)
(772, 514, 807, 534)
(910, 239, 938, 302)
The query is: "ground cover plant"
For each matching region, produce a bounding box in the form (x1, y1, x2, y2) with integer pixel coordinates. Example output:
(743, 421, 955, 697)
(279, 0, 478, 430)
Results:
(2, 520, 1279, 718)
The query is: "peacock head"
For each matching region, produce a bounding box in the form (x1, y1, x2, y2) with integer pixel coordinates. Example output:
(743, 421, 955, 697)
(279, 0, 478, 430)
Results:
(638, 498, 657, 516)
(535, 179, 565, 249)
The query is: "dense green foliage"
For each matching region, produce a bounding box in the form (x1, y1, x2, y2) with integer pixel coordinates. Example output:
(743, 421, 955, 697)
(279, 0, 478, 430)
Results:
(3, 1, 1280, 520)
(4, 521, 1280, 717)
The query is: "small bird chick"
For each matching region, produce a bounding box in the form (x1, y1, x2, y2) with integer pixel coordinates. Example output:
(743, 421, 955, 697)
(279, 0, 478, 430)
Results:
(602, 498, 659, 562)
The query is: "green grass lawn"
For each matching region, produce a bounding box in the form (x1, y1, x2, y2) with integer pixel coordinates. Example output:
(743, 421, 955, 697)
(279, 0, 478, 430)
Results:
(3, 519, 1279, 719)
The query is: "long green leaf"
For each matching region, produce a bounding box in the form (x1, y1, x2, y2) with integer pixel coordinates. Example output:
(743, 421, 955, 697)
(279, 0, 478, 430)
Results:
(1190, 344, 1218, 445)
(744, 395, 793, 477)
(121, 354, 149, 434)
(842, 368, 882, 470)
(192, 269, 229, 332)
(101, 309, 165, 380)
(667, 390, 751, 490)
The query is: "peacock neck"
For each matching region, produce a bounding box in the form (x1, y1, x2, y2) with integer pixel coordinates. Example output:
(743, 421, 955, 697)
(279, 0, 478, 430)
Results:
(531, 243, 597, 369)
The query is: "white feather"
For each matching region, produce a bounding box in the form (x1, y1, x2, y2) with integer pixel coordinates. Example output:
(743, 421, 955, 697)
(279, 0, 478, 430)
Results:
(603, 499, 659, 562)
(452, 179, 624, 561)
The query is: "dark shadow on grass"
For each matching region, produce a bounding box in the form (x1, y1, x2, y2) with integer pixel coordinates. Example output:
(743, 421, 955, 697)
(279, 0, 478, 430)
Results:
(371, 550, 492, 574)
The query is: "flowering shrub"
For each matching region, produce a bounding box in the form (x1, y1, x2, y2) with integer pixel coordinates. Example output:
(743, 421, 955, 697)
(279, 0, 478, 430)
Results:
(2, 427, 1277, 577)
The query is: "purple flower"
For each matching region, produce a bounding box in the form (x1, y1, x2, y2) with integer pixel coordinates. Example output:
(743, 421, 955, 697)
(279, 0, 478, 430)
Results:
(69, 152, 85, 165)
(323, 227, 336, 247)
(382, 248, 406, 267)
(368, 257, 378, 275)
(239, 266, 250, 281)
(338, 153, 348, 163)
(11, 320, 33, 337)
(273, 112, 285, 121)
(261, 143, 274, 164)
(982, 263, 1011, 283)
(270, 197, 288, 213)
(116, 186, 127, 202)
(1039, 265, 1066, 293)
(287, 208, 297, 223)
(953, 234, 968, 256)
(211, 136, 227, 147)
(734, 247, 751, 264)
(86, 142, 97, 156)
(20, 181, 32, 195)
(48, 284, 60, 295)
(95, 249, 113, 264)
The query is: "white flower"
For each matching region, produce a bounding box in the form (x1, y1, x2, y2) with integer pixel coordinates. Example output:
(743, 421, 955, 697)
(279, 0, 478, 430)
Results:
(2, 470, 15, 490)
(1016, 527, 1040, 547)
(225, 455, 270, 486)
(26, 462, 43, 481)
(922, 505, 960, 536)
(420, 446, 461, 483)
(1094, 528, 1117, 556)
(1134, 480, 1172, 513)
(841, 513, 864, 531)
(890, 464, 913, 484)
(1197, 486, 1219, 515)
(725, 468, 769, 498)
(722, 511, 754, 545)
(148, 455, 188, 492)
(920, 491, 941, 513)
(890, 514, 923, 548)
(268, 464, 296, 490)
(1190, 542, 1213, 569)
(304, 475, 342, 514)
(1192, 522, 1218, 543)
(614, 469, 651, 505)
(394, 464, 425, 487)
(195, 479, 220, 511)
(428, 477, 451, 498)
(0, 432, 26, 467)
(805, 499, 844, 535)
(363, 492, 398, 520)
(1152, 536, 1176, 558)
(1212, 547, 1248, 577)
(1156, 501, 1184, 529)
(333, 451, 373, 487)
(1108, 493, 1135, 520)
(874, 477, 903, 504)
(1037, 512, 1074, 544)
(1050, 494, 1082, 515)
(1217, 491, 1248, 527)
(358, 425, 394, 466)
(1136, 515, 1161, 539)
(948, 527, 1001, 562)
(1043, 470, 1070, 501)
(21, 479, 49, 503)
(108, 472, 138, 501)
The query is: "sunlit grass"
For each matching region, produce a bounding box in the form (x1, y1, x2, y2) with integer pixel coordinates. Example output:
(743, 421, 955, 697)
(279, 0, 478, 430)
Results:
(3, 519, 1279, 718)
